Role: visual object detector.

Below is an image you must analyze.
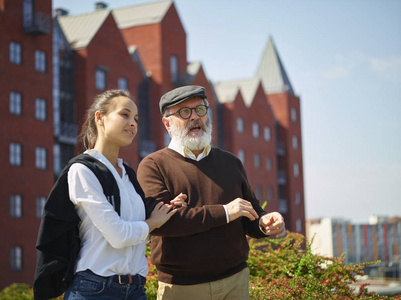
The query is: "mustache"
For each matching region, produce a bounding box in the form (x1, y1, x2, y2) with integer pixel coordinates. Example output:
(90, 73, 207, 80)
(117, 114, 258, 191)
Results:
(185, 120, 206, 132)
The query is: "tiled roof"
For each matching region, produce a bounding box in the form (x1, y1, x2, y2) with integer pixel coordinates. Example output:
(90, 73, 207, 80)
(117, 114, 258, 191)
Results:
(256, 36, 294, 94)
(112, 0, 172, 29)
(58, 9, 110, 50)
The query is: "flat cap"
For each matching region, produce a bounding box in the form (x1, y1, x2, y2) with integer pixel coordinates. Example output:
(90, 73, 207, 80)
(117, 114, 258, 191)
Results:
(160, 85, 207, 115)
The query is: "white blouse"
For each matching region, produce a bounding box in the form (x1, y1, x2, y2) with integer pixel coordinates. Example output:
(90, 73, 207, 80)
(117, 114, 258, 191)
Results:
(68, 149, 149, 277)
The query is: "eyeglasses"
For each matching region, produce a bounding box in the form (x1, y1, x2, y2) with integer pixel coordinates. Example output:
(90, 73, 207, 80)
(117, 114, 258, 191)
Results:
(165, 105, 209, 119)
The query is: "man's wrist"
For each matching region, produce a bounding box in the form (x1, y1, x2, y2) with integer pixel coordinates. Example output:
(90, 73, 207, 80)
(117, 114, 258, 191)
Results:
(223, 205, 229, 223)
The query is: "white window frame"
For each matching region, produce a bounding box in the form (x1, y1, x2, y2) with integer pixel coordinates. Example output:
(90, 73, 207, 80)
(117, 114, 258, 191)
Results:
(170, 55, 178, 83)
(292, 135, 298, 149)
(36, 197, 46, 219)
(10, 92, 22, 115)
(264, 126, 271, 141)
(296, 219, 302, 233)
(35, 147, 47, 170)
(238, 149, 245, 164)
(293, 163, 299, 177)
(35, 50, 46, 72)
(267, 187, 273, 202)
(265, 157, 272, 171)
(118, 77, 128, 91)
(295, 191, 301, 205)
(35, 98, 46, 121)
(11, 247, 23, 270)
(254, 153, 260, 169)
(252, 122, 259, 138)
(10, 195, 22, 218)
(10, 42, 22, 65)
(10, 143, 22, 166)
(291, 108, 297, 122)
(237, 117, 244, 133)
(96, 67, 107, 90)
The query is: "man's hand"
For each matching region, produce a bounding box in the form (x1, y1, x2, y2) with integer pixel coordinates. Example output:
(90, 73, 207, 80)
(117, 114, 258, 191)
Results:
(259, 212, 286, 237)
(226, 198, 259, 222)
(170, 193, 187, 207)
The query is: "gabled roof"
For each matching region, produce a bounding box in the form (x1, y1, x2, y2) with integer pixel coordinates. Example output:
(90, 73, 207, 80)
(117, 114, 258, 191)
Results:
(112, 0, 173, 29)
(256, 36, 294, 95)
(57, 9, 111, 50)
(214, 78, 260, 107)
(186, 61, 202, 84)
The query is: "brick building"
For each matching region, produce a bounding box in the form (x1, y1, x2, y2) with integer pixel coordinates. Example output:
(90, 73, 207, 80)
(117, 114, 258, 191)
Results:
(0, 0, 305, 289)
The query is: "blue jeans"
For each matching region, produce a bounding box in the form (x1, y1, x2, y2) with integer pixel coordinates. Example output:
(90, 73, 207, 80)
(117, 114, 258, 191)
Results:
(64, 270, 147, 300)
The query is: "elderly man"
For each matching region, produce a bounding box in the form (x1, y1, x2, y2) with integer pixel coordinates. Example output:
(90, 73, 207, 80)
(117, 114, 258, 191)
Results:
(137, 85, 286, 300)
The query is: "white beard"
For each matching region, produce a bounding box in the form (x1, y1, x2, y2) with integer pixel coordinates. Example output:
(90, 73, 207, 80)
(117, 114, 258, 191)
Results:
(168, 118, 212, 151)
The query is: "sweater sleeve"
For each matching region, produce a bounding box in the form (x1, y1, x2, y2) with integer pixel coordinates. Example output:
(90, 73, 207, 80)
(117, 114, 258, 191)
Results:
(137, 156, 228, 237)
(238, 162, 270, 239)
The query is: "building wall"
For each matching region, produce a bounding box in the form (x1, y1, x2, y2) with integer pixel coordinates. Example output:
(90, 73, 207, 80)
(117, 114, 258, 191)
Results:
(0, 0, 53, 288)
(268, 91, 305, 235)
(73, 13, 142, 167)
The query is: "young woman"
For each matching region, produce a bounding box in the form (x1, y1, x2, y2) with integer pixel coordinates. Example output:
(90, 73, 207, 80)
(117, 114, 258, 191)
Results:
(34, 90, 186, 300)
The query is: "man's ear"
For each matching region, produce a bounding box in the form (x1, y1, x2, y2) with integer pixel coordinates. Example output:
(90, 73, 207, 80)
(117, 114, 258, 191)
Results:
(162, 117, 171, 131)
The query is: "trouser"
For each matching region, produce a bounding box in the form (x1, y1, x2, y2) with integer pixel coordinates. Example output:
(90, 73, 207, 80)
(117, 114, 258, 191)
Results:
(157, 267, 250, 300)
(64, 269, 147, 300)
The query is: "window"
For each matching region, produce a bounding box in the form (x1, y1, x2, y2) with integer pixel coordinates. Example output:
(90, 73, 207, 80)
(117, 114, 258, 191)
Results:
(238, 149, 245, 164)
(293, 163, 299, 177)
(267, 187, 273, 202)
(36, 197, 46, 218)
(255, 185, 262, 200)
(23, 0, 34, 27)
(170, 55, 178, 83)
(291, 108, 297, 122)
(11, 247, 23, 270)
(35, 50, 46, 72)
(292, 135, 298, 149)
(10, 143, 22, 166)
(264, 126, 271, 141)
(265, 157, 272, 171)
(296, 219, 302, 233)
(10, 42, 22, 65)
(254, 154, 260, 168)
(35, 147, 47, 170)
(295, 191, 301, 205)
(10, 195, 22, 218)
(10, 92, 22, 115)
(237, 117, 244, 133)
(118, 77, 128, 91)
(252, 122, 259, 138)
(164, 131, 171, 147)
(96, 67, 107, 90)
(35, 98, 46, 121)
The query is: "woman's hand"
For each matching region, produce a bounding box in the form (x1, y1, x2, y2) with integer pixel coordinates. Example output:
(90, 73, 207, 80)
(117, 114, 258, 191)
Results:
(145, 202, 177, 232)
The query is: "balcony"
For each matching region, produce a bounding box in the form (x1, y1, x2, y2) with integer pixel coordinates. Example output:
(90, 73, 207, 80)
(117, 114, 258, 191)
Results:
(277, 170, 287, 185)
(276, 141, 285, 156)
(55, 122, 78, 144)
(23, 11, 51, 35)
(278, 198, 288, 214)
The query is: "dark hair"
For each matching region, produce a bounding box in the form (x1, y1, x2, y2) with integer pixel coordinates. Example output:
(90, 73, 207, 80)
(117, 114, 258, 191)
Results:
(78, 89, 133, 150)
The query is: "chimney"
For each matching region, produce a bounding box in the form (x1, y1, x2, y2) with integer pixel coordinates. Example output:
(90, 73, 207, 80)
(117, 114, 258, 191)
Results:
(95, 2, 108, 10)
(54, 8, 69, 16)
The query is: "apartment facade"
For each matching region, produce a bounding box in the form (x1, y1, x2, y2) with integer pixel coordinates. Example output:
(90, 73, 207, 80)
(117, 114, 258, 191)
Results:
(0, 0, 305, 289)
(306, 217, 401, 278)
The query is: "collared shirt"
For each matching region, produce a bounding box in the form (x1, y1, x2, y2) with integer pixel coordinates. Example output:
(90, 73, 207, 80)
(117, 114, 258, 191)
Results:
(68, 149, 149, 277)
(168, 138, 229, 223)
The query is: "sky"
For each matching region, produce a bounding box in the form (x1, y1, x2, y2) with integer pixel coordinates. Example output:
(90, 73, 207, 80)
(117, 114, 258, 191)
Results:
(52, 0, 401, 224)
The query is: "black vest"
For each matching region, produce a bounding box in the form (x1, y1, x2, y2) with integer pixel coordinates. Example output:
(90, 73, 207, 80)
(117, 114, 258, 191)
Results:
(33, 154, 149, 300)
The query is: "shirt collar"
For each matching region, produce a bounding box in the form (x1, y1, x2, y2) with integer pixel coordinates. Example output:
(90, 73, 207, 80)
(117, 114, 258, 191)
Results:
(168, 138, 211, 161)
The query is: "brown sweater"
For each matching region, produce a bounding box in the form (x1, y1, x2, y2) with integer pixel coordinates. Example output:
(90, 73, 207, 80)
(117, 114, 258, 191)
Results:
(137, 147, 268, 285)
